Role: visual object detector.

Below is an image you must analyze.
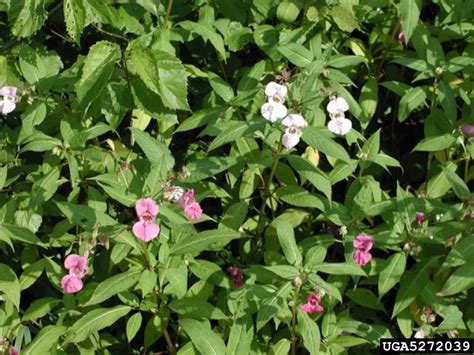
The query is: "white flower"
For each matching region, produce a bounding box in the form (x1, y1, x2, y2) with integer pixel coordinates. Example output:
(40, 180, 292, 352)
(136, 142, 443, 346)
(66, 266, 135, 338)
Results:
(261, 82, 288, 122)
(414, 328, 425, 339)
(281, 114, 307, 149)
(326, 96, 349, 115)
(328, 117, 352, 136)
(326, 96, 352, 136)
(163, 185, 185, 202)
(0, 86, 19, 114)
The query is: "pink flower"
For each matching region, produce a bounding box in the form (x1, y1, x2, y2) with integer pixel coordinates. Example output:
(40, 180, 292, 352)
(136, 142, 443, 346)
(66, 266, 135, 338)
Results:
(353, 234, 374, 266)
(461, 125, 474, 137)
(64, 254, 88, 278)
(177, 189, 203, 221)
(300, 294, 324, 314)
(132, 220, 160, 242)
(135, 198, 159, 219)
(398, 32, 406, 42)
(61, 274, 83, 293)
(415, 211, 426, 226)
(228, 266, 244, 288)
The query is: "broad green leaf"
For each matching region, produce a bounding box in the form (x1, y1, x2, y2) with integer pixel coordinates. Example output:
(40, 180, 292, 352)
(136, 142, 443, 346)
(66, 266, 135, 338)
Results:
(85, 268, 141, 306)
(278, 43, 313, 67)
(329, 6, 359, 32)
(170, 230, 241, 255)
(10, 0, 48, 37)
(20, 132, 62, 153)
(126, 312, 142, 342)
(169, 298, 227, 320)
(438, 264, 474, 296)
(346, 288, 385, 312)
(22, 325, 67, 355)
(398, 87, 426, 122)
(378, 252, 406, 298)
(208, 73, 234, 101)
(175, 107, 226, 133)
(189, 260, 231, 288)
(270, 338, 291, 355)
(271, 218, 302, 266)
(20, 259, 45, 290)
(19, 44, 63, 86)
(297, 310, 320, 355)
(256, 282, 292, 331)
(413, 134, 456, 152)
(302, 127, 351, 162)
(226, 314, 253, 355)
(0, 263, 20, 309)
(311, 262, 366, 276)
(359, 77, 378, 124)
(130, 127, 175, 169)
(392, 257, 438, 317)
(208, 121, 263, 152)
(131, 47, 189, 110)
(399, 0, 422, 41)
(76, 41, 121, 105)
(276, 2, 299, 23)
(0, 224, 42, 246)
(444, 237, 474, 267)
(23, 297, 61, 321)
(63, 305, 132, 344)
(185, 156, 240, 182)
(276, 186, 325, 210)
(180, 319, 226, 355)
(64, 0, 86, 43)
(179, 21, 226, 60)
(442, 166, 470, 200)
(287, 156, 331, 200)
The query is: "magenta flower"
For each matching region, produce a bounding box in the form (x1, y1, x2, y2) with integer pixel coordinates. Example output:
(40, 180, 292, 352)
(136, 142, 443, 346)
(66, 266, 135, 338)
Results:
(353, 234, 374, 266)
(135, 197, 159, 219)
(0, 86, 19, 114)
(461, 125, 474, 137)
(177, 189, 203, 221)
(415, 212, 426, 226)
(61, 274, 83, 294)
(64, 254, 88, 278)
(132, 219, 160, 242)
(8, 346, 19, 355)
(228, 266, 244, 288)
(398, 32, 406, 42)
(300, 294, 324, 314)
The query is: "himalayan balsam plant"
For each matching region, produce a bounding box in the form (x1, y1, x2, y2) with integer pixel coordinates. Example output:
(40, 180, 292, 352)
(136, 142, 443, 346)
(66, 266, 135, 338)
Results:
(0, 0, 472, 354)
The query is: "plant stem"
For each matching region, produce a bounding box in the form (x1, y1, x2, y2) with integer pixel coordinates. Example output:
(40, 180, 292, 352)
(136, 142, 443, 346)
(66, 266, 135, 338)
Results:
(290, 285, 300, 355)
(162, 321, 177, 354)
(163, 0, 174, 29)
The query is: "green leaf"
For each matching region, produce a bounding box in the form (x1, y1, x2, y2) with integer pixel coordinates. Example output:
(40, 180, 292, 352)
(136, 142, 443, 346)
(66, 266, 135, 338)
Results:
(170, 230, 241, 255)
(0, 224, 42, 246)
(256, 282, 292, 331)
(64, 0, 86, 43)
(23, 297, 61, 322)
(208, 121, 263, 152)
(302, 127, 351, 162)
(189, 259, 231, 288)
(287, 156, 332, 200)
(444, 237, 474, 267)
(10, 0, 48, 37)
(208, 73, 234, 102)
(19, 44, 63, 86)
(20, 132, 62, 153)
(63, 305, 132, 345)
(175, 107, 226, 133)
(179, 21, 226, 60)
(85, 268, 141, 306)
(76, 41, 121, 106)
(413, 134, 457, 152)
(0, 263, 20, 309)
(276, 2, 300, 23)
(226, 314, 254, 355)
(378, 252, 407, 299)
(312, 262, 366, 276)
(398, 87, 426, 122)
(276, 186, 325, 210)
(297, 310, 321, 355)
(442, 166, 470, 200)
(399, 0, 422, 41)
(438, 264, 474, 296)
(271, 218, 302, 266)
(131, 47, 189, 110)
(22, 325, 67, 355)
(392, 257, 438, 318)
(126, 312, 142, 343)
(278, 43, 313, 67)
(346, 288, 385, 312)
(130, 127, 175, 169)
(270, 339, 291, 355)
(169, 298, 227, 320)
(185, 156, 240, 182)
(359, 77, 378, 124)
(329, 6, 359, 32)
(180, 319, 226, 355)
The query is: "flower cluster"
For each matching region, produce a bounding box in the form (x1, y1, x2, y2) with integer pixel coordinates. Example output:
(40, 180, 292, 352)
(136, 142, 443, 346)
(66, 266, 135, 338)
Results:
(353, 234, 374, 266)
(327, 96, 352, 136)
(177, 189, 203, 220)
(300, 294, 324, 314)
(61, 254, 88, 294)
(228, 266, 244, 287)
(0, 86, 20, 115)
(261, 82, 307, 149)
(132, 198, 160, 242)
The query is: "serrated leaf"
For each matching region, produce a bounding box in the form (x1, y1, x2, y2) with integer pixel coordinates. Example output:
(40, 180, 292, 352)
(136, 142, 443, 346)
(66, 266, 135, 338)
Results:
(63, 305, 132, 344)
(76, 41, 121, 105)
(302, 127, 351, 162)
(180, 319, 226, 355)
(130, 127, 175, 169)
(64, 0, 86, 43)
(85, 268, 141, 306)
(10, 0, 48, 37)
(22, 325, 67, 355)
(256, 282, 292, 331)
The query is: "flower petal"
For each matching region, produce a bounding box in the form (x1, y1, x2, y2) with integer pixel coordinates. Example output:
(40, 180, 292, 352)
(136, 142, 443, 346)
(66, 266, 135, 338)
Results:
(135, 198, 159, 218)
(1, 86, 17, 97)
(335, 97, 349, 112)
(0, 99, 16, 114)
(61, 274, 83, 294)
(328, 117, 352, 136)
(282, 132, 300, 149)
(265, 82, 287, 98)
(261, 102, 287, 122)
(184, 202, 203, 220)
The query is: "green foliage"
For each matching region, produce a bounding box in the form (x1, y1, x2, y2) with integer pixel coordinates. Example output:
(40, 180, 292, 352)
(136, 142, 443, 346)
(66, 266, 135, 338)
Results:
(0, 0, 473, 354)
